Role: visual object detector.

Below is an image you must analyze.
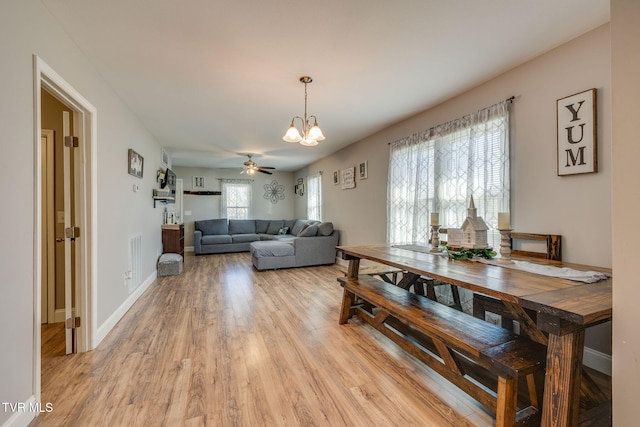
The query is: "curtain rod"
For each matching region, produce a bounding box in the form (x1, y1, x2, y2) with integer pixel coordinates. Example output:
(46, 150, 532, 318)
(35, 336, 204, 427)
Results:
(388, 96, 515, 145)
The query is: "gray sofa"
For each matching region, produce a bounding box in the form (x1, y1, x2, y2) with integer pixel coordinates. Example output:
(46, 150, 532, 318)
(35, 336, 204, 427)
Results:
(194, 218, 339, 269)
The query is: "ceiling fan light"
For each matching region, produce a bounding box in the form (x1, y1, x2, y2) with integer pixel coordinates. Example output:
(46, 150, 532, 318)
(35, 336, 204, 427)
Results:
(283, 124, 302, 143)
(307, 123, 325, 141)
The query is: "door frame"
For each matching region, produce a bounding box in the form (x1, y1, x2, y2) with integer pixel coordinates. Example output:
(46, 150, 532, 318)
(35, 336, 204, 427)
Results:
(33, 56, 97, 401)
(41, 129, 56, 324)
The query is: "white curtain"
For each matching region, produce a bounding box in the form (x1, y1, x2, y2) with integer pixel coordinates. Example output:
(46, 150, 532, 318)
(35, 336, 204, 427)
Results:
(220, 179, 253, 219)
(387, 100, 510, 249)
(307, 173, 322, 221)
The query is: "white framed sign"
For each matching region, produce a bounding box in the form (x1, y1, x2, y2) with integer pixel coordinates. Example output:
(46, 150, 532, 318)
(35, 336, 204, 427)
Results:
(557, 88, 597, 176)
(341, 167, 355, 189)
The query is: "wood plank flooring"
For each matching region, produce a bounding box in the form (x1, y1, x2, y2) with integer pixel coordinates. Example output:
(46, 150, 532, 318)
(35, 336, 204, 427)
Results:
(32, 253, 610, 426)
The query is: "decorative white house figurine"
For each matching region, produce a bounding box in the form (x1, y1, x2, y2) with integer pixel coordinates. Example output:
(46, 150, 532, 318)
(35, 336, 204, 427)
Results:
(446, 196, 489, 249)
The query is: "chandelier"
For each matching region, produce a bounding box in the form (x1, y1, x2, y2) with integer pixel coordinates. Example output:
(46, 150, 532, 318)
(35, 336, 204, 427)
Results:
(282, 76, 325, 146)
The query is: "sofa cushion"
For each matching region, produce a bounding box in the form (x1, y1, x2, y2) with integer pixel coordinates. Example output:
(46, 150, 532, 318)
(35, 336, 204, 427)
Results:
(201, 234, 232, 245)
(250, 241, 295, 257)
(266, 220, 285, 235)
(255, 219, 270, 234)
(284, 219, 297, 232)
(298, 224, 318, 237)
(291, 219, 308, 236)
(229, 219, 256, 234)
(318, 222, 334, 236)
(196, 218, 228, 235)
(231, 233, 260, 243)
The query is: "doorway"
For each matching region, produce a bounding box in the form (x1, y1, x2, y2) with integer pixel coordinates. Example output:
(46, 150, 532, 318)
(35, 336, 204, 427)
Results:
(33, 56, 96, 403)
(40, 91, 77, 352)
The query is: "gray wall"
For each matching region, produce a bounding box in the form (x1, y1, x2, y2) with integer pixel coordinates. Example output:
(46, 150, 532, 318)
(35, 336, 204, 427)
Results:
(1, 2, 165, 423)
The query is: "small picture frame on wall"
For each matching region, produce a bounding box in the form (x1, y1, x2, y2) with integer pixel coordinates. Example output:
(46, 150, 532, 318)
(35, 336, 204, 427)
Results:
(193, 176, 205, 189)
(557, 88, 597, 176)
(161, 148, 169, 167)
(341, 167, 356, 189)
(333, 170, 340, 185)
(128, 149, 144, 178)
(358, 161, 368, 179)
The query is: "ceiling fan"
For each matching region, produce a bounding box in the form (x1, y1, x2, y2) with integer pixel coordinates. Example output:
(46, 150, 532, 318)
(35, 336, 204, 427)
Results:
(241, 154, 275, 175)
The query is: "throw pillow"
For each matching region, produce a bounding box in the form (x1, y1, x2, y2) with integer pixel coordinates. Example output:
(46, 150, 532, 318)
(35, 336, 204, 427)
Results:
(291, 219, 308, 236)
(317, 222, 334, 236)
(278, 226, 289, 235)
(298, 224, 318, 237)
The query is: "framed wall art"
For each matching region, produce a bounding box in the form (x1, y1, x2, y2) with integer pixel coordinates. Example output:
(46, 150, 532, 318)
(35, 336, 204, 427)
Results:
(192, 176, 205, 189)
(341, 167, 355, 189)
(128, 149, 144, 178)
(161, 148, 169, 167)
(358, 161, 368, 179)
(557, 88, 597, 176)
(333, 170, 340, 185)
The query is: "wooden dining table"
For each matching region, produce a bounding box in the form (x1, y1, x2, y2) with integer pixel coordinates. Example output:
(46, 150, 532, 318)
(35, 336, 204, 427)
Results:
(337, 244, 612, 427)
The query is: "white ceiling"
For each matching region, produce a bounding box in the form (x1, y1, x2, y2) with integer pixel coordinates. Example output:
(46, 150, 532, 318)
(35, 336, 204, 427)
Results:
(42, 0, 609, 172)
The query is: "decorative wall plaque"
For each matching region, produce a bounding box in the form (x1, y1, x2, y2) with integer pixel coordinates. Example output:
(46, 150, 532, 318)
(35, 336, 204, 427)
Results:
(557, 88, 597, 176)
(341, 167, 355, 189)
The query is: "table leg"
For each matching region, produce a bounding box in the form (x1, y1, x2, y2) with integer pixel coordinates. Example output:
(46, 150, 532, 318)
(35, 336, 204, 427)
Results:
(541, 330, 585, 427)
(347, 258, 360, 278)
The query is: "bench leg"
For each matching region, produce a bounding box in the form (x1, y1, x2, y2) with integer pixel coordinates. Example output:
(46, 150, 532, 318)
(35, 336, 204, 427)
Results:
(526, 373, 539, 410)
(495, 376, 517, 427)
(339, 288, 356, 325)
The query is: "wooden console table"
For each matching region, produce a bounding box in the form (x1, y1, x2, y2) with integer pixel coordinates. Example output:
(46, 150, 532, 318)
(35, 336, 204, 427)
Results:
(161, 224, 184, 259)
(338, 244, 612, 427)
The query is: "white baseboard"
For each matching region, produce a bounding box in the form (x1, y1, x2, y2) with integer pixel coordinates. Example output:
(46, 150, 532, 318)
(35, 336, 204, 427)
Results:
(583, 346, 612, 376)
(185, 246, 194, 253)
(1, 395, 37, 427)
(94, 270, 156, 346)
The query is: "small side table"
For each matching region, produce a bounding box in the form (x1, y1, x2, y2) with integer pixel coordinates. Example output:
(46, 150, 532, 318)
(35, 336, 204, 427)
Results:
(161, 224, 184, 259)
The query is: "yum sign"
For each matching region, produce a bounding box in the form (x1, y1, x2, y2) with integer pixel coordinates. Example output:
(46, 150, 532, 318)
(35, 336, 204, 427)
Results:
(557, 88, 597, 176)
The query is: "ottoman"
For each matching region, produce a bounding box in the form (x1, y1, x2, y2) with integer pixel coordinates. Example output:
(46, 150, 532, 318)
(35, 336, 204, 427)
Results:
(250, 240, 295, 271)
(157, 253, 183, 276)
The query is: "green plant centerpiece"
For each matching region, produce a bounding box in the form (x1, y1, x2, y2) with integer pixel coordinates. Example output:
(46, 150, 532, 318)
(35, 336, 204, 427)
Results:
(444, 245, 496, 260)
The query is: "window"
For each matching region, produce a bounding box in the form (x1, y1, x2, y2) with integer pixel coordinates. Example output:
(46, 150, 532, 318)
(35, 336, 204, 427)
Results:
(220, 179, 252, 219)
(307, 173, 322, 221)
(387, 100, 510, 249)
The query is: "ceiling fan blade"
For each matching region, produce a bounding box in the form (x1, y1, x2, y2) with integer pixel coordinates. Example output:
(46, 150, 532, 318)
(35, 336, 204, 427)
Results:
(259, 166, 276, 170)
(258, 169, 273, 175)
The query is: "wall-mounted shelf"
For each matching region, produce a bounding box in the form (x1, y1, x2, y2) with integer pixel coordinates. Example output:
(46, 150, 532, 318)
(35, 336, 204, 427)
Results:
(183, 190, 221, 196)
(153, 196, 175, 207)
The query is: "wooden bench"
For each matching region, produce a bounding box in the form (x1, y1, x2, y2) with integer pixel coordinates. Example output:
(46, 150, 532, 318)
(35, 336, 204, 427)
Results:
(338, 275, 546, 427)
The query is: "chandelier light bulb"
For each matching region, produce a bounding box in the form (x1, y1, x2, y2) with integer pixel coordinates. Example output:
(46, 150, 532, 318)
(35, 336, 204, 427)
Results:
(283, 123, 303, 143)
(307, 122, 325, 141)
(300, 138, 319, 147)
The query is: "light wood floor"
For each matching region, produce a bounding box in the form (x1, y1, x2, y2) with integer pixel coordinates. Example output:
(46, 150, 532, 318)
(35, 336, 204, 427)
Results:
(32, 253, 610, 426)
